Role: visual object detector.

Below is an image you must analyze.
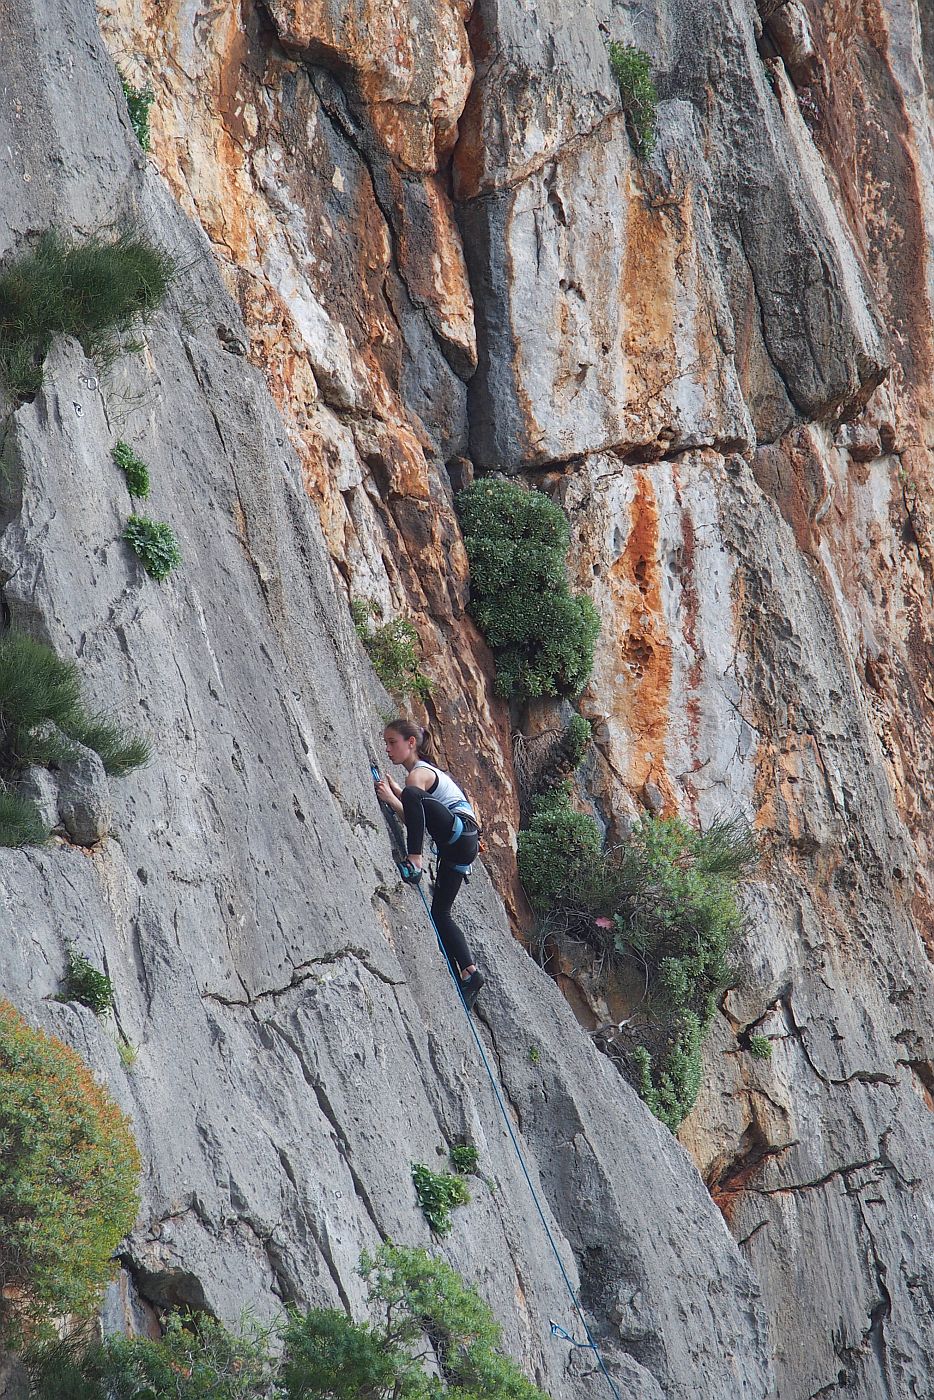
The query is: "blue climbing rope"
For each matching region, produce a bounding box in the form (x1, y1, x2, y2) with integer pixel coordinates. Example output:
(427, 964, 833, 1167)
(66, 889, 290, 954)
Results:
(411, 871, 622, 1399)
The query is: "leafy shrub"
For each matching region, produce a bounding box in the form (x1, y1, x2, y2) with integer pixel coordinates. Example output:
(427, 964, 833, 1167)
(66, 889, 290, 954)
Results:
(561, 714, 592, 769)
(26, 1245, 550, 1400)
(0, 785, 50, 847)
(26, 1314, 277, 1400)
(62, 948, 114, 1017)
(351, 599, 433, 702)
(608, 42, 658, 159)
(526, 804, 757, 1130)
(457, 479, 600, 702)
(0, 229, 175, 398)
(517, 783, 603, 913)
(0, 630, 150, 778)
(124, 515, 182, 581)
(112, 440, 150, 498)
(0, 1000, 140, 1343)
(749, 1034, 772, 1061)
(450, 1142, 479, 1175)
(283, 1243, 549, 1400)
(120, 74, 154, 151)
(411, 1161, 470, 1235)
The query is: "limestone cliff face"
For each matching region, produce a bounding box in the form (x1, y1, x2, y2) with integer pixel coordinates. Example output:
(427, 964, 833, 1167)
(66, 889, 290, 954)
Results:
(2, 0, 934, 1397)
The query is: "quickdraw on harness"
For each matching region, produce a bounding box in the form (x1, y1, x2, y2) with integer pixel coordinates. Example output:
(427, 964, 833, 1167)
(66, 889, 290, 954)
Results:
(370, 759, 622, 1400)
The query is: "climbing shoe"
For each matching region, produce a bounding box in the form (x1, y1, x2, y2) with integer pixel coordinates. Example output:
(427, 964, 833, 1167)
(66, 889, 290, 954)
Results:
(460, 969, 485, 1011)
(398, 859, 423, 884)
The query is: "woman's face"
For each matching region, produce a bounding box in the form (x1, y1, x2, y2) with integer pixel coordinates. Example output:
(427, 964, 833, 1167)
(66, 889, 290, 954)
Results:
(384, 728, 416, 766)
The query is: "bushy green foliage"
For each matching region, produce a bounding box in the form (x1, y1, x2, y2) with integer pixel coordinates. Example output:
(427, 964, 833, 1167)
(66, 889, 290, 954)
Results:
(411, 1161, 471, 1235)
(0, 630, 150, 780)
(26, 1246, 550, 1400)
(62, 948, 115, 1017)
(112, 440, 151, 498)
(124, 514, 182, 581)
(26, 1314, 278, 1400)
(0, 785, 50, 847)
(351, 599, 434, 702)
(749, 1034, 772, 1061)
(632, 1013, 703, 1134)
(0, 230, 175, 398)
(561, 714, 592, 769)
(608, 42, 658, 159)
(457, 479, 600, 702)
(450, 1143, 480, 1176)
(0, 1000, 140, 1343)
(517, 782, 603, 913)
(525, 803, 757, 1131)
(120, 74, 155, 151)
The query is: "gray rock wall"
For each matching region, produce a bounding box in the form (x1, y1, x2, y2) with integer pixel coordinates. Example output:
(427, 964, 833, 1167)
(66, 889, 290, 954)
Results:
(0, 1, 774, 1397)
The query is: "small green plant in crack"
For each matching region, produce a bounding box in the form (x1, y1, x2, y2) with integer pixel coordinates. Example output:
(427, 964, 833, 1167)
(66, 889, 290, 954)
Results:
(608, 41, 658, 160)
(120, 73, 155, 151)
(61, 948, 114, 1017)
(450, 1143, 480, 1176)
(0, 229, 176, 400)
(748, 1034, 772, 1061)
(124, 515, 182, 581)
(528, 1046, 541, 1066)
(112, 440, 150, 499)
(411, 1161, 470, 1235)
(351, 598, 434, 703)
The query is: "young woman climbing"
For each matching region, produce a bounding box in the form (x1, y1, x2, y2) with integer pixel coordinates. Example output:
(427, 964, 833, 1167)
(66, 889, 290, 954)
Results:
(374, 719, 485, 1011)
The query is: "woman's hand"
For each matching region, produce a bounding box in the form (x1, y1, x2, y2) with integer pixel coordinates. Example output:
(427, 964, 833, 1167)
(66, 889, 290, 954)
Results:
(374, 777, 393, 803)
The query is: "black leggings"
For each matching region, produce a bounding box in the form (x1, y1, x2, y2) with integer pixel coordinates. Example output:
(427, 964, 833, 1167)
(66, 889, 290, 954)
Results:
(401, 788, 479, 975)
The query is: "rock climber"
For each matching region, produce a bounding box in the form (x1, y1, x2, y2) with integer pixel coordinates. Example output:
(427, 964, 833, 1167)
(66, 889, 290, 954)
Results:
(374, 718, 485, 1011)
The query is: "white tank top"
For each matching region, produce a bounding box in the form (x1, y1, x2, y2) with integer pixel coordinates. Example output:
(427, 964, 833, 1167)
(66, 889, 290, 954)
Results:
(412, 762, 476, 821)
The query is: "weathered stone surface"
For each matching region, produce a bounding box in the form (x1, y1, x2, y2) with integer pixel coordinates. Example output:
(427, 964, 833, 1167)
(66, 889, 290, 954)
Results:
(16, 766, 58, 833)
(0, 2, 775, 1396)
(58, 746, 112, 846)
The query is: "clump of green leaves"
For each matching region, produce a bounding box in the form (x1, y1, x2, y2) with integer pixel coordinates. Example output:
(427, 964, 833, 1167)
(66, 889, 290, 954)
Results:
(351, 599, 434, 702)
(120, 74, 155, 151)
(608, 42, 658, 160)
(528, 1046, 541, 1065)
(457, 479, 600, 702)
(0, 229, 175, 399)
(112, 440, 150, 498)
(0, 630, 150, 778)
(524, 802, 757, 1131)
(411, 1161, 470, 1235)
(517, 783, 603, 914)
(450, 1142, 480, 1175)
(62, 948, 114, 1017)
(0, 785, 50, 847)
(0, 1000, 140, 1344)
(124, 514, 182, 581)
(749, 1034, 772, 1061)
(26, 1245, 550, 1400)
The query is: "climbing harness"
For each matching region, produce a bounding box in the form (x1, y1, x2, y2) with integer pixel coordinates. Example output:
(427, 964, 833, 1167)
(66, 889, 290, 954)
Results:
(371, 761, 622, 1400)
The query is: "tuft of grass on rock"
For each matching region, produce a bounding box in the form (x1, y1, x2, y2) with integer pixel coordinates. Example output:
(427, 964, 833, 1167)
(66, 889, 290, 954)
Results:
(0, 229, 175, 399)
(0, 786, 49, 848)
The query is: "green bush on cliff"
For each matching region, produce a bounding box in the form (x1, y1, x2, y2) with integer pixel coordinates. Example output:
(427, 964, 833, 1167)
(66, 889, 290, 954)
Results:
(351, 598, 434, 702)
(0, 1000, 140, 1344)
(124, 514, 182, 581)
(609, 42, 658, 160)
(411, 1161, 471, 1235)
(112, 439, 151, 498)
(457, 479, 600, 702)
(0, 229, 175, 398)
(26, 1245, 551, 1400)
(120, 73, 155, 151)
(522, 800, 757, 1131)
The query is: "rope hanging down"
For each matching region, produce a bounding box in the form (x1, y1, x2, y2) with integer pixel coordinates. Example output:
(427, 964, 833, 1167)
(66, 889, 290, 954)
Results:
(370, 763, 622, 1400)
